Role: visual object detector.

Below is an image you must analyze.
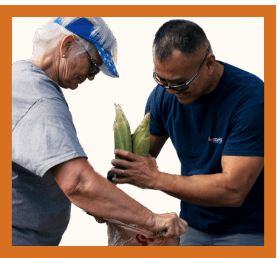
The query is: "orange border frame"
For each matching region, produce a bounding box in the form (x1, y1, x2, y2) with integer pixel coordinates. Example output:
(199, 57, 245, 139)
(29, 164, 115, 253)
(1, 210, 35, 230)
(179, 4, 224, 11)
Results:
(3, 5, 276, 258)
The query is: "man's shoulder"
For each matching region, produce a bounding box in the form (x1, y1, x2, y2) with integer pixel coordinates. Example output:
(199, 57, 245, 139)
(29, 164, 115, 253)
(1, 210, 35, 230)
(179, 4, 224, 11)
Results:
(222, 61, 263, 86)
(220, 61, 264, 102)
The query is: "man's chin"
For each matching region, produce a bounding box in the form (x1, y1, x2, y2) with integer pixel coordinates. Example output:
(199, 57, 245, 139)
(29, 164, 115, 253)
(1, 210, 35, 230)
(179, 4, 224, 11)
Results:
(176, 95, 192, 105)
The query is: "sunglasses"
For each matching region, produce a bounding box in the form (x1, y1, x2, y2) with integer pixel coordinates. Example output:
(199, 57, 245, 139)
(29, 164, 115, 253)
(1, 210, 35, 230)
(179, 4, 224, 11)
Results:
(80, 44, 100, 77)
(153, 45, 211, 91)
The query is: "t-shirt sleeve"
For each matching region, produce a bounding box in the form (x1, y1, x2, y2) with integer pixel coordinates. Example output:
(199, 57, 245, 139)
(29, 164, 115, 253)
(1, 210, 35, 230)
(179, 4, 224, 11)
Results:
(145, 88, 168, 136)
(12, 97, 87, 177)
(222, 104, 264, 157)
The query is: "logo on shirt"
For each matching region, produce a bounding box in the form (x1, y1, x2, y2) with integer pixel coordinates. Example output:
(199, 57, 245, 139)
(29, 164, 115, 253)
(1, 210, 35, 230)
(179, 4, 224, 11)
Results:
(208, 137, 222, 144)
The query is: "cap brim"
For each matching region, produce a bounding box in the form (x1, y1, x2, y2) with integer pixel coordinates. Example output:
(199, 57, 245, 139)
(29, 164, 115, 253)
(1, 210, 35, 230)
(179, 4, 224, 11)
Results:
(95, 45, 119, 78)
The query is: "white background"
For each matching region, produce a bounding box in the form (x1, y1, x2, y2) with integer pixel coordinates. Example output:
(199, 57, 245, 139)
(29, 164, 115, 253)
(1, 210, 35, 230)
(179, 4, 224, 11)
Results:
(12, 17, 264, 246)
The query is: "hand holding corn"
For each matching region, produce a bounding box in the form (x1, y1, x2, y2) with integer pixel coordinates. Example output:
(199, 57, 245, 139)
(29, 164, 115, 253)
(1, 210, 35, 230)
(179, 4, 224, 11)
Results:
(107, 104, 151, 181)
(107, 105, 160, 188)
(111, 149, 160, 189)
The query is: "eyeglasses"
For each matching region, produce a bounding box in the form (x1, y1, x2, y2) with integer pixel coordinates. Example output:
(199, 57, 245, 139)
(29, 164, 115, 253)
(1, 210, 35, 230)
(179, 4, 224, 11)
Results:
(153, 45, 211, 91)
(80, 44, 100, 77)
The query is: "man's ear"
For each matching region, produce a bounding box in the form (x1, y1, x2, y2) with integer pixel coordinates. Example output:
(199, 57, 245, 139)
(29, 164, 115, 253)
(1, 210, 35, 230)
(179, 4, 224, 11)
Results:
(206, 54, 215, 74)
(60, 35, 78, 58)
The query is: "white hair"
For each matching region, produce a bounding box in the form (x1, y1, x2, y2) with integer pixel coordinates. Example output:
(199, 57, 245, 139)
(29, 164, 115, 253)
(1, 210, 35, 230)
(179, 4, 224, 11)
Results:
(31, 17, 117, 61)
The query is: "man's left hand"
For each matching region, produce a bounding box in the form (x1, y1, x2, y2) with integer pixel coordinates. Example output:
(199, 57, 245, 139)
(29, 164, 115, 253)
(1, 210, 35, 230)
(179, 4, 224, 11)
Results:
(111, 149, 160, 189)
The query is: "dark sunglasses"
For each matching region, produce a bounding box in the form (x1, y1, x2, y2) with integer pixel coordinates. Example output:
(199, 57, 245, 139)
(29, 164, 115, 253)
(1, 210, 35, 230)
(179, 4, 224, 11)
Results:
(81, 44, 100, 77)
(153, 45, 211, 91)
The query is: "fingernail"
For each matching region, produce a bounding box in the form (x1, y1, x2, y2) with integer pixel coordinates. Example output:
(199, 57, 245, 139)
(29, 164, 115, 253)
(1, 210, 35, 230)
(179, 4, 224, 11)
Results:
(114, 149, 117, 153)
(111, 166, 115, 170)
(111, 159, 115, 163)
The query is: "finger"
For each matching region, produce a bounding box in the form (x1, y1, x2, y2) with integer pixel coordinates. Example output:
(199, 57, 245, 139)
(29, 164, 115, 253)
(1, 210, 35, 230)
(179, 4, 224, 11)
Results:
(172, 217, 187, 238)
(162, 224, 175, 238)
(179, 219, 188, 235)
(111, 159, 132, 169)
(162, 214, 179, 238)
(166, 218, 187, 238)
(114, 149, 138, 161)
(178, 223, 187, 236)
(111, 167, 129, 176)
(155, 228, 167, 237)
(112, 177, 131, 184)
(181, 218, 188, 229)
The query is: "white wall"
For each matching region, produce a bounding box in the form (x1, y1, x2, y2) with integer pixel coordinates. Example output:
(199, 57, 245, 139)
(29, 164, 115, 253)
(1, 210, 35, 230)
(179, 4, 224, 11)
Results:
(12, 17, 264, 246)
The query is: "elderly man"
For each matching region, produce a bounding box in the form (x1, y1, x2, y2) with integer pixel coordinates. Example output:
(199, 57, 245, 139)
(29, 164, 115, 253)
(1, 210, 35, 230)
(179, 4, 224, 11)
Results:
(12, 17, 187, 246)
(111, 19, 264, 246)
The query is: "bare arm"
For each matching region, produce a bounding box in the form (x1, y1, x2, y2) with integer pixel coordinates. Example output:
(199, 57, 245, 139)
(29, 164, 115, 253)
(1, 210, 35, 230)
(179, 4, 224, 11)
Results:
(149, 134, 169, 158)
(112, 137, 263, 207)
(154, 155, 263, 207)
(51, 157, 187, 237)
(51, 158, 152, 225)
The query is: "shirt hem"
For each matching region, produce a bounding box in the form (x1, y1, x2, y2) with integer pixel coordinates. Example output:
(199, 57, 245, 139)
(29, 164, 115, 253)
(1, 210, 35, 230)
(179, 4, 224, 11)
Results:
(34, 152, 88, 177)
(222, 151, 264, 157)
(187, 224, 264, 235)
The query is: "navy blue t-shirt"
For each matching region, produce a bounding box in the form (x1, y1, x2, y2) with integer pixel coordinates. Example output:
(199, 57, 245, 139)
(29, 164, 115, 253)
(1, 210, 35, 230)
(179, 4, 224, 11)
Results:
(145, 61, 264, 234)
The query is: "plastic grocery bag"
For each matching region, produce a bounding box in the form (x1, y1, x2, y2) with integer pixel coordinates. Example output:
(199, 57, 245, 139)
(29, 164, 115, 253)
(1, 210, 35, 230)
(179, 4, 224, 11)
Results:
(105, 218, 180, 246)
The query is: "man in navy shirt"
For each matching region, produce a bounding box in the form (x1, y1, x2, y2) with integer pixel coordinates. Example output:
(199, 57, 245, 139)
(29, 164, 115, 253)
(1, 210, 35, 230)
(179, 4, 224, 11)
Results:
(111, 19, 264, 246)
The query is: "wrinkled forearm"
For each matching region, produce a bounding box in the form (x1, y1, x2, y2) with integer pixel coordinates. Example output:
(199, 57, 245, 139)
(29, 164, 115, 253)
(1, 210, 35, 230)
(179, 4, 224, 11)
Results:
(66, 168, 154, 227)
(51, 158, 154, 228)
(52, 158, 189, 237)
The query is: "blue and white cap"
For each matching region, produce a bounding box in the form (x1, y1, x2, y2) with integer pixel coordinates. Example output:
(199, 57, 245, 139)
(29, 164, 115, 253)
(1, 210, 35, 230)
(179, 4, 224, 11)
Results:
(53, 17, 119, 78)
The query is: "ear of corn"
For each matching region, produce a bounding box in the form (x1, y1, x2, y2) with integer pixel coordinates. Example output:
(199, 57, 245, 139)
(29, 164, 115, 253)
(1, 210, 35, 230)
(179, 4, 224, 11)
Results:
(108, 107, 151, 182)
(132, 111, 151, 157)
(113, 104, 132, 159)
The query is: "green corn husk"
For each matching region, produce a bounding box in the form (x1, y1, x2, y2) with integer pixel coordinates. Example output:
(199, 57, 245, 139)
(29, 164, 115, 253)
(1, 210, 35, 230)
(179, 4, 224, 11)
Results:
(132, 111, 151, 157)
(113, 104, 132, 159)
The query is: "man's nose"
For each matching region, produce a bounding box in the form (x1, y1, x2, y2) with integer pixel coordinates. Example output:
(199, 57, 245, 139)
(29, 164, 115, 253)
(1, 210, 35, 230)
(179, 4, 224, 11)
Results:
(167, 87, 183, 94)
(167, 88, 177, 95)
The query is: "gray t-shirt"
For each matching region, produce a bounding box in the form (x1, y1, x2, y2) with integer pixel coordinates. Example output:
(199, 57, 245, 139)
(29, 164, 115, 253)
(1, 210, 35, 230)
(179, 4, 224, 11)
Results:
(12, 61, 87, 245)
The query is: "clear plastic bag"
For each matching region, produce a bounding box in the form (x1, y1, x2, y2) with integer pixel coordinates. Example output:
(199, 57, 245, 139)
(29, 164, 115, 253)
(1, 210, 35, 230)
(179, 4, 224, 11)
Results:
(105, 218, 180, 246)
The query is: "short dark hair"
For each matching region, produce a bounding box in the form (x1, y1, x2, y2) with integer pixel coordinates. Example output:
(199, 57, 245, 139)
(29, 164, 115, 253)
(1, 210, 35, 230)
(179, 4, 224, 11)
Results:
(153, 19, 209, 61)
